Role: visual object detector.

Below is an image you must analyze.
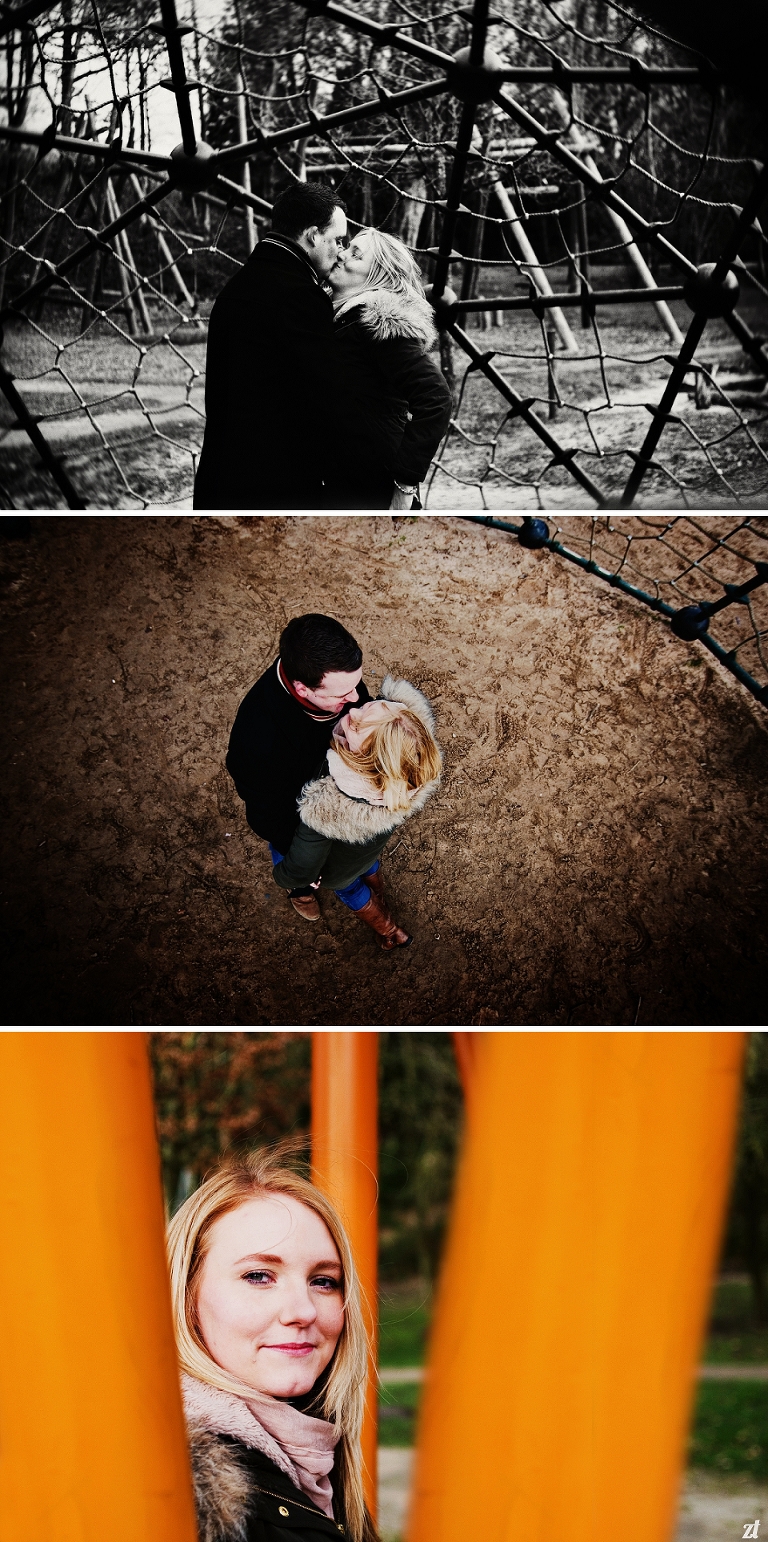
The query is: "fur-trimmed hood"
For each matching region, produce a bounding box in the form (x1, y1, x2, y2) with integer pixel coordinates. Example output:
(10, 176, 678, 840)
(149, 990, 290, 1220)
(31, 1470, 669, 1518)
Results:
(297, 675, 441, 844)
(336, 287, 438, 352)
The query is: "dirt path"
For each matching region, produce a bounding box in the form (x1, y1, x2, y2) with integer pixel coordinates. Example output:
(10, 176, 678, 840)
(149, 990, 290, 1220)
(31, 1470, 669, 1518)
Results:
(1, 514, 766, 1027)
(377, 1453, 768, 1542)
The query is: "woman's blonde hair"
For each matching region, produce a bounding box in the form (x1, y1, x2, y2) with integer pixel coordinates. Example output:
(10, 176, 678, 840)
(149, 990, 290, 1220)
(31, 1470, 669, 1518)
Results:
(167, 1144, 378, 1542)
(334, 703, 442, 813)
(357, 227, 426, 302)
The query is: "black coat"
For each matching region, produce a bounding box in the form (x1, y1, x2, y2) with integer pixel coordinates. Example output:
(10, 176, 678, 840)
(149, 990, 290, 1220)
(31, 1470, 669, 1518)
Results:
(191, 1430, 351, 1542)
(194, 235, 334, 510)
(324, 289, 453, 510)
(226, 660, 371, 856)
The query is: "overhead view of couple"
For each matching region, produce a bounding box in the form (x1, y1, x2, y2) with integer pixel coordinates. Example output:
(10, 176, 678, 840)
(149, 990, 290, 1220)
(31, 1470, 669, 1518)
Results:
(193, 182, 452, 511)
(226, 612, 442, 950)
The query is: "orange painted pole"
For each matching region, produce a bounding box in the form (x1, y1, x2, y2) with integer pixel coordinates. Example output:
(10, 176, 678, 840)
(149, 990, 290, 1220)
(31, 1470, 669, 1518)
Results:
(312, 1032, 378, 1515)
(408, 1032, 745, 1542)
(0, 1032, 197, 1542)
(451, 1031, 479, 1101)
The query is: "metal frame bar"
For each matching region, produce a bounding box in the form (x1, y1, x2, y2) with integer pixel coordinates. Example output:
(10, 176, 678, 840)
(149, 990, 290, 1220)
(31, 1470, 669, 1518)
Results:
(619, 161, 768, 505)
(453, 285, 686, 312)
(447, 322, 607, 503)
(0, 0, 766, 521)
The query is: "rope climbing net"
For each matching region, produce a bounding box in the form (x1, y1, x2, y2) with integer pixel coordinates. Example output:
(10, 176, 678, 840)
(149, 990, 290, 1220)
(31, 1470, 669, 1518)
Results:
(460, 513, 768, 705)
(0, 0, 767, 510)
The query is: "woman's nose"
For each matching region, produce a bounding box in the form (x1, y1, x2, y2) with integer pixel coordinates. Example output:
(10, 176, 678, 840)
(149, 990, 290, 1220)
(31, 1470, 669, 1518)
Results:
(279, 1286, 317, 1325)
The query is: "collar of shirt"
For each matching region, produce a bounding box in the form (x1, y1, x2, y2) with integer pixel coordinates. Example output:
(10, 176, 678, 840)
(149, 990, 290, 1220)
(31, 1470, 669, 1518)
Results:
(277, 659, 341, 721)
(260, 232, 330, 292)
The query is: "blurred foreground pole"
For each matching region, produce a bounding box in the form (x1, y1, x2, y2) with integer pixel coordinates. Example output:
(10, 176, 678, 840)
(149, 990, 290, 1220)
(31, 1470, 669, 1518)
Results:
(312, 1033, 378, 1514)
(451, 1031, 479, 1102)
(0, 1033, 197, 1542)
(408, 1032, 745, 1542)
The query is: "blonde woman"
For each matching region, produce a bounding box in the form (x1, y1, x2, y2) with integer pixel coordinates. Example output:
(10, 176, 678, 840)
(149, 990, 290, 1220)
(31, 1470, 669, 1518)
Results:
(325, 227, 452, 510)
(168, 1146, 378, 1542)
(271, 676, 441, 949)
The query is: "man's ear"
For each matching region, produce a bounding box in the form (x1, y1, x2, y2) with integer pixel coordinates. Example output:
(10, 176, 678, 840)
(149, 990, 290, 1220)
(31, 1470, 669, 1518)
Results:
(304, 225, 320, 248)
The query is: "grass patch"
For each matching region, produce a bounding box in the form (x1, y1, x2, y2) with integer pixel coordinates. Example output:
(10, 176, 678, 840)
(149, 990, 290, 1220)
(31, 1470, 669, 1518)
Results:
(379, 1282, 432, 1367)
(689, 1383, 768, 1479)
(703, 1281, 768, 1364)
(378, 1382, 422, 1448)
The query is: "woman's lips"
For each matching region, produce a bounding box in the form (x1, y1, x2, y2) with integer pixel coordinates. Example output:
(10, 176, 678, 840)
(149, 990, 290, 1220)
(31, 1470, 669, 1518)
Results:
(264, 1343, 316, 1355)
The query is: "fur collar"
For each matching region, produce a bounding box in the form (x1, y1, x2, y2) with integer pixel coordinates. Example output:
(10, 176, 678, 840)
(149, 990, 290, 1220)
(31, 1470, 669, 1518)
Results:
(297, 675, 440, 843)
(188, 1424, 252, 1542)
(336, 288, 437, 352)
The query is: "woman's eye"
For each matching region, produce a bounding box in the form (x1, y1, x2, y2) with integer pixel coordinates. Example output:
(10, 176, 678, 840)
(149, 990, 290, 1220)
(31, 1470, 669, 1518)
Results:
(311, 1275, 342, 1291)
(243, 1271, 274, 1285)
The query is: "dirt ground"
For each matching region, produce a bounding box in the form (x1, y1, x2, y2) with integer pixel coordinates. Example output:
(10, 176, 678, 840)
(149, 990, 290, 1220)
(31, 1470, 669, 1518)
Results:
(1, 513, 767, 1027)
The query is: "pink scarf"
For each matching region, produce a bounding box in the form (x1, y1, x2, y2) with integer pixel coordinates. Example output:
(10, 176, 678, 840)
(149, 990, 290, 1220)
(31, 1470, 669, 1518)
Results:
(182, 1374, 340, 1519)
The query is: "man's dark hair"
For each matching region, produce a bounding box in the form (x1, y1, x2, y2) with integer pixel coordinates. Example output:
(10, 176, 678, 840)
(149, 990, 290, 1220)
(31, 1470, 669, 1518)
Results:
(271, 183, 347, 240)
(280, 613, 362, 689)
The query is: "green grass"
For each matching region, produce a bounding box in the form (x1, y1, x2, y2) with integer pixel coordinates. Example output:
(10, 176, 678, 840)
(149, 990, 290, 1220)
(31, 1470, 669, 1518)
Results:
(378, 1381, 422, 1448)
(703, 1281, 768, 1364)
(379, 1282, 432, 1368)
(688, 1383, 768, 1479)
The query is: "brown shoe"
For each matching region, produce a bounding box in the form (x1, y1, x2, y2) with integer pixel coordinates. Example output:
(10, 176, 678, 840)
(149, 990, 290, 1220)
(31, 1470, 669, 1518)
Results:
(366, 867, 385, 900)
(289, 892, 321, 922)
(355, 891, 412, 950)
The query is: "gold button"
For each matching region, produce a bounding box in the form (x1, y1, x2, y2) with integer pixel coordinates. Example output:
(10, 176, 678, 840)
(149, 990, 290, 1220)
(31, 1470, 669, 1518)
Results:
(337, 1527, 345, 1534)
(278, 1506, 289, 1517)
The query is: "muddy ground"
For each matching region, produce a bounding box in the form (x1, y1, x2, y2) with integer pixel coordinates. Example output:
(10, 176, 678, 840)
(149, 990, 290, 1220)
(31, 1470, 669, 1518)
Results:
(1, 513, 766, 1027)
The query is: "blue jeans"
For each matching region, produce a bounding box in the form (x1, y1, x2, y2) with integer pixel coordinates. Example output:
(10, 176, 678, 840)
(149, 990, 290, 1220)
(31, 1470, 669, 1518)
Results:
(269, 845, 379, 912)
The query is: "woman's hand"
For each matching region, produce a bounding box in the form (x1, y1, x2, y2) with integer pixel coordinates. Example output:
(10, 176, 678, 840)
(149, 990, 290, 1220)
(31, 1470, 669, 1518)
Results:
(389, 483, 415, 510)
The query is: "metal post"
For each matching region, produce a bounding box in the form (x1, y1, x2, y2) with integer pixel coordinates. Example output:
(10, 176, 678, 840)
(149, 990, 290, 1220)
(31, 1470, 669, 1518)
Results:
(547, 325, 558, 417)
(407, 1032, 745, 1542)
(576, 183, 591, 329)
(236, 70, 256, 255)
(312, 1033, 378, 1517)
(0, 1033, 198, 1542)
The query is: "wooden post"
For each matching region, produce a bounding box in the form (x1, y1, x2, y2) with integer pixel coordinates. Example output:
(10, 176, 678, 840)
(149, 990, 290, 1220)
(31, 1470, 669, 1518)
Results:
(408, 1032, 745, 1542)
(236, 70, 257, 255)
(312, 1033, 378, 1518)
(492, 180, 579, 354)
(0, 1033, 197, 1542)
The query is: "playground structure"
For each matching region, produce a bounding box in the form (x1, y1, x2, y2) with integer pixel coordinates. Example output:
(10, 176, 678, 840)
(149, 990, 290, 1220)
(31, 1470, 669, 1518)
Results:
(0, 1030, 746, 1542)
(459, 513, 768, 708)
(0, 0, 767, 507)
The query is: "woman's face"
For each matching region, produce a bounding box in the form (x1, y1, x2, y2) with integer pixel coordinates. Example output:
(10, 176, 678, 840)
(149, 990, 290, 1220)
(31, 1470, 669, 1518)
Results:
(335, 698, 396, 754)
(195, 1193, 345, 1398)
(329, 230, 374, 296)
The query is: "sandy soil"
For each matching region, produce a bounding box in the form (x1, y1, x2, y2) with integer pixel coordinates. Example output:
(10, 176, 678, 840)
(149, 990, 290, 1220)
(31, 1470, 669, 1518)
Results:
(1, 513, 766, 1027)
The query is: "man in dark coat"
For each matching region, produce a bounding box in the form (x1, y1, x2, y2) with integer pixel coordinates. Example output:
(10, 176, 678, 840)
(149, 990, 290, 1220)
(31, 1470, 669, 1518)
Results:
(194, 185, 348, 510)
(226, 613, 371, 919)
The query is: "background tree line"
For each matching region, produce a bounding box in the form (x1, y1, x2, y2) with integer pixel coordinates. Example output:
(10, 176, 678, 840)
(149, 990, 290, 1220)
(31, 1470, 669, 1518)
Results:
(150, 1030, 768, 1316)
(2, 0, 766, 314)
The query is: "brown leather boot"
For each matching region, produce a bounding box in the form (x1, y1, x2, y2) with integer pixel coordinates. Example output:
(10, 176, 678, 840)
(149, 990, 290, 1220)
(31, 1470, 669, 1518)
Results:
(355, 891, 412, 950)
(289, 891, 320, 922)
(366, 867, 385, 900)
